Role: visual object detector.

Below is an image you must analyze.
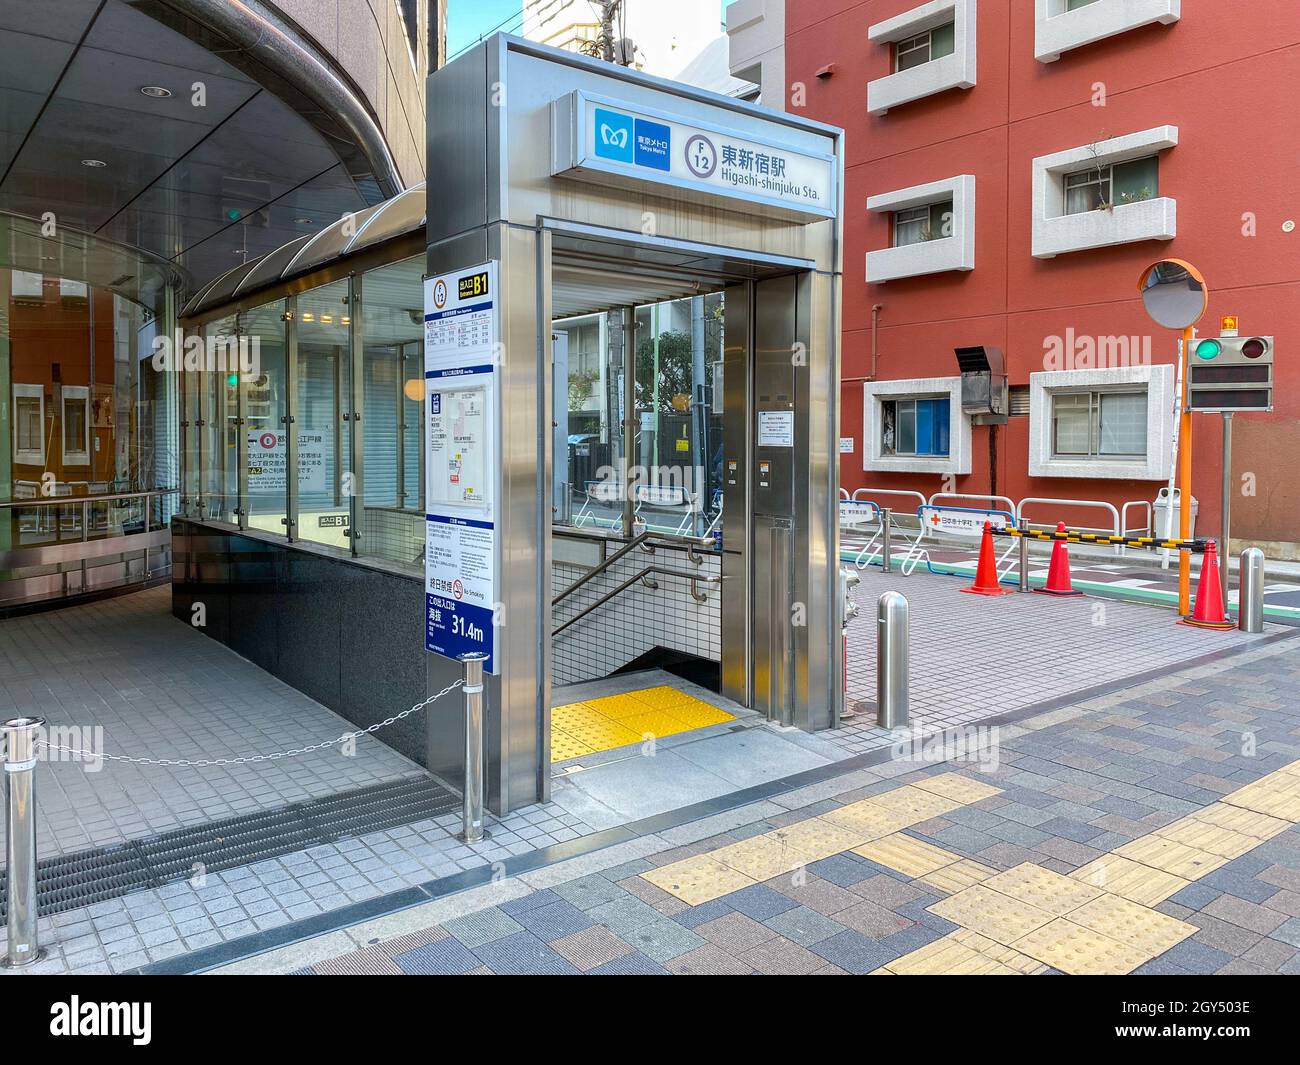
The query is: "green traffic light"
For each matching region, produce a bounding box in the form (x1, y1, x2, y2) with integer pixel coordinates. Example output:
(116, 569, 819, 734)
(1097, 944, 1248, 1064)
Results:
(226, 373, 239, 388)
(1194, 339, 1221, 360)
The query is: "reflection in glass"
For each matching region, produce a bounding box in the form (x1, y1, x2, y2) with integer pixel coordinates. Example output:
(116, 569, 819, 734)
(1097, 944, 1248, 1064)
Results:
(240, 301, 288, 536)
(296, 279, 351, 548)
(359, 256, 424, 568)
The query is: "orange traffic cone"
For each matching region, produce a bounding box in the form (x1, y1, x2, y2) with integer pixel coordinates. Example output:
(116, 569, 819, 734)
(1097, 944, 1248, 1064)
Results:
(1179, 540, 1234, 630)
(1036, 521, 1083, 597)
(961, 521, 1014, 596)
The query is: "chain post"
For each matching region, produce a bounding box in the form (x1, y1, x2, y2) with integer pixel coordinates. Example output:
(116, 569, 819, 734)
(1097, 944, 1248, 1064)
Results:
(458, 654, 489, 844)
(3, 717, 46, 968)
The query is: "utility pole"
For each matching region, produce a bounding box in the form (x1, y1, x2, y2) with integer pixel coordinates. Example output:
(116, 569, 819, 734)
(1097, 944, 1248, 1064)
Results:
(598, 0, 618, 63)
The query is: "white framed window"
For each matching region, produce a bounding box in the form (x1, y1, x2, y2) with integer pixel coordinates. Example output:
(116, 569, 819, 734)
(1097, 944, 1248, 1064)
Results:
(1050, 390, 1147, 459)
(61, 385, 90, 466)
(867, 0, 976, 115)
(1032, 127, 1177, 258)
(867, 175, 974, 283)
(1035, 0, 1180, 64)
(12, 384, 45, 465)
(865, 376, 971, 475)
(1063, 156, 1159, 214)
(1029, 365, 1173, 480)
(893, 200, 953, 247)
(881, 397, 951, 457)
(894, 22, 955, 72)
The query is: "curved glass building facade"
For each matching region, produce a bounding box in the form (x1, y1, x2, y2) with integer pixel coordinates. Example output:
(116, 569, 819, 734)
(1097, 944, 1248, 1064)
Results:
(1, 212, 184, 605)
(177, 185, 428, 565)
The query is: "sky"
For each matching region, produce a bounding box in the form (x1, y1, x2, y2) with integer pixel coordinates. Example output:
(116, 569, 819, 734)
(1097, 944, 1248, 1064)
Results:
(446, 1, 731, 62)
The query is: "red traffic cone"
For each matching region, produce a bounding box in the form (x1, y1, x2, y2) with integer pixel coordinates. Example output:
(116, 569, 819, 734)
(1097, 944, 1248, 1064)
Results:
(1036, 521, 1083, 597)
(1179, 540, 1234, 630)
(961, 521, 1014, 596)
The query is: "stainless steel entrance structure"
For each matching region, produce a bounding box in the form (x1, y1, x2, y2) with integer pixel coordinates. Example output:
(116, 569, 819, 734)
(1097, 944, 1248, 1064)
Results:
(426, 35, 843, 814)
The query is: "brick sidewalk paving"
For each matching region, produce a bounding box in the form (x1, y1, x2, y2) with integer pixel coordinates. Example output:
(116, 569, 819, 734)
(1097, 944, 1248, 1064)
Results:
(269, 638, 1300, 976)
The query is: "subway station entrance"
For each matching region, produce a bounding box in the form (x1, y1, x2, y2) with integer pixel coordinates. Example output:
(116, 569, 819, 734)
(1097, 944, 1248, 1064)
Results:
(421, 37, 844, 815)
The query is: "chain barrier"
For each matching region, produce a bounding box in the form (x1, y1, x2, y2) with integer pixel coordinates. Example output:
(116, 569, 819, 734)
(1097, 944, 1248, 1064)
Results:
(33, 678, 465, 768)
(991, 524, 1207, 553)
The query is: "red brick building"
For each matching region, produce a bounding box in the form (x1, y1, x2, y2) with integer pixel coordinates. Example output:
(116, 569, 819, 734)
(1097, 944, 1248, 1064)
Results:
(781, 0, 1300, 554)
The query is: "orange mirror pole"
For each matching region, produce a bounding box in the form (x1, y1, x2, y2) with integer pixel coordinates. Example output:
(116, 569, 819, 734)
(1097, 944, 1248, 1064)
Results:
(1179, 325, 1193, 616)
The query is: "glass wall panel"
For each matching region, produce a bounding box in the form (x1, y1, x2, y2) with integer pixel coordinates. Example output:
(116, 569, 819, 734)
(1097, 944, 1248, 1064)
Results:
(631, 293, 724, 536)
(181, 352, 200, 516)
(358, 256, 424, 568)
(555, 310, 628, 530)
(0, 225, 179, 595)
(296, 279, 351, 548)
(200, 314, 238, 523)
(240, 300, 288, 536)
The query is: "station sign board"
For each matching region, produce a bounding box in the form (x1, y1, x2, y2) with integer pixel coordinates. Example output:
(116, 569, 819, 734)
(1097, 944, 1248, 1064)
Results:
(550, 90, 836, 223)
(423, 261, 500, 672)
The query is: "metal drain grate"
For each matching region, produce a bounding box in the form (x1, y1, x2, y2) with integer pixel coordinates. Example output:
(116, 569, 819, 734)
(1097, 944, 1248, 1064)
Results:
(0, 774, 460, 922)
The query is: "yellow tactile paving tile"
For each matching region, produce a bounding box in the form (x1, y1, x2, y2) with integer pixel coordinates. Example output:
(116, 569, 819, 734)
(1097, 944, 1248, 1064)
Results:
(951, 930, 1051, 975)
(853, 833, 965, 878)
(1152, 817, 1263, 861)
(661, 702, 736, 728)
(875, 933, 1023, 975)
(928, 885, 1056, 946)
(641, 854, 757, 905)
(550, 686, 736, 762)
(862, 784, 965, 823)
(820, 799, 916, 840)
(562, 720, 643, 749)
(583, 693, 657, 720)
(1066, 893, 1197, 956)
(1114, 835, 1229, 880)
(1069, 855, 1191, 907)
(549, 730, 590, 761)
(770, 818, 869, 862)
(711, 835, 805, 881)
(918, 858, 1000, 895)
(981, 862, 1105, 917)
(1011, 918, 1152, 976)
(618, 711, 694, 740)
(1221, 772, 1300, 822)
(1190, 802, 1291, 841)
(911, 772, 1003, 805)
(626, 685, 699, 710)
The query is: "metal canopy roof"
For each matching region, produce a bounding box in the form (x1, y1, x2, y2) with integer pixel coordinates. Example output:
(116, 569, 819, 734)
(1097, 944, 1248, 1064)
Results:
(180, 182, 427, 317)
(0, 0, 403, 292)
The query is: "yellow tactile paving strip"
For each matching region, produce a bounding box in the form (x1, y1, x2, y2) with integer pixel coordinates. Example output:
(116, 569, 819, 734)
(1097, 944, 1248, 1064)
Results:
(642, 774, 1006, 909)
(639, 757, 1300, 976)
(549, 685, 735, 763)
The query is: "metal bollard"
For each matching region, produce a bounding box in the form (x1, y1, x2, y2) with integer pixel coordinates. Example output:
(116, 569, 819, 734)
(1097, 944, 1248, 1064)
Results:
(880, 507, 893, 573)
(1017, 517, 1030, 592)
(457, 655, 489, 844)
(876, 592, 909, 729)
(2, 717, 45, 968)
(1238, 548, 1265, 634)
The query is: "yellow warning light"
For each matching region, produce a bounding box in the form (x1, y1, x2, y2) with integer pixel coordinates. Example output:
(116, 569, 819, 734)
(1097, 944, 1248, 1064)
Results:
(1221, 315, 1240, 337)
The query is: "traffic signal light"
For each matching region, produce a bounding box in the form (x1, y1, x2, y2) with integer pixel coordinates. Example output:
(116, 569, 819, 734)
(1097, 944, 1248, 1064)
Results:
(1187, 335, 1273, 412)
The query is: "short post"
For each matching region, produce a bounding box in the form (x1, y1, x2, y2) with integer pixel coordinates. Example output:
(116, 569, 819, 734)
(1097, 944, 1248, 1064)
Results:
(2, 716, 46, 968)
(1017, 517, 1030, 592)
(880, 507, 893, 573)
(457, 655, 489, 844)
(1238, 547, 1265, 634)
(876, 592, 909, 729)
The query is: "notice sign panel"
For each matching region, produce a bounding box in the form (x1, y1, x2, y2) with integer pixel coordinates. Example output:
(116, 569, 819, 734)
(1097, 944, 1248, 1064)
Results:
(424, 261, 499, 672)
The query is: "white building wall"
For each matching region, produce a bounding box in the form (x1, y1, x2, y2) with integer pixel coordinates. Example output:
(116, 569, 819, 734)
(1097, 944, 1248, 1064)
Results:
(725, 0, 785, 108)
